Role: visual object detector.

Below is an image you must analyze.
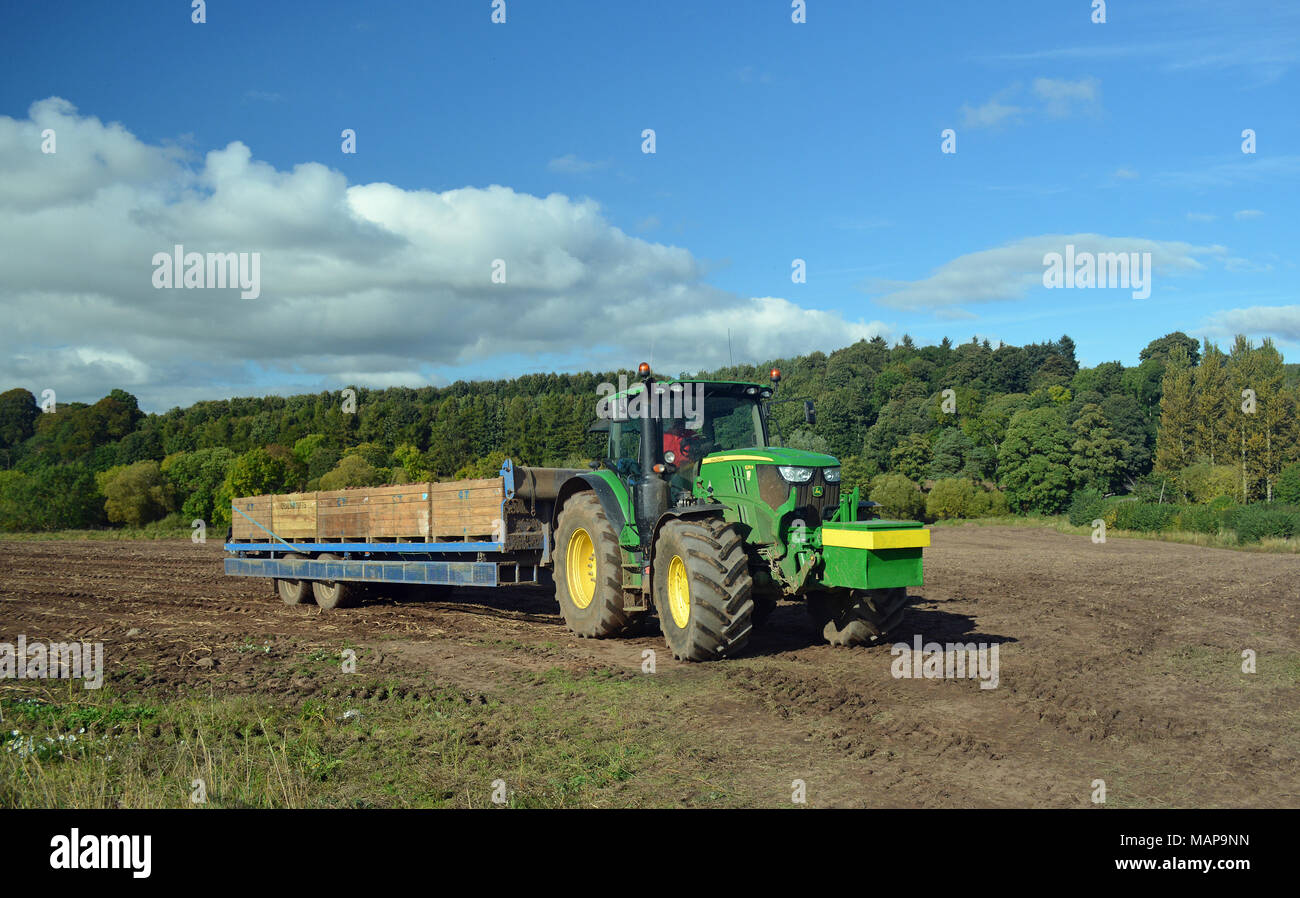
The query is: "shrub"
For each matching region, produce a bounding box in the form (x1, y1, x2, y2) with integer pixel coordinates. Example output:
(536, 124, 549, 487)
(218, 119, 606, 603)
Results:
(1130, 474, 1174, 504)
(318, 455, 384, 490)
(1276, 463, 1300, 505)
(1066, 488, 1106, 527)
(1112, 501, 1178, 533)
(95, 460, 172, 526)
(968, 488, 1010, 517)
(1231, 504, 1299, 543)
(1174, 504, 1232, 535)
(1177, 462, 1239, 504)
(869, 473, 924, 520)
(925, 478, 977, 520)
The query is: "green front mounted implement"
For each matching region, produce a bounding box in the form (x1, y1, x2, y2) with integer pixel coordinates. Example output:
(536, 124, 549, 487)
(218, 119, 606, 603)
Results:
(818, 519, 929, 591)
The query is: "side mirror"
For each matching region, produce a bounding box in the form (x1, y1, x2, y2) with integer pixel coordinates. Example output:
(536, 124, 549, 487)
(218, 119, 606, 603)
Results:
(803, 400, 816, 427)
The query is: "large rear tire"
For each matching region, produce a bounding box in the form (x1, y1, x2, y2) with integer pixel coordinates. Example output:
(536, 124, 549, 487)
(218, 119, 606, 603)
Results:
(652, 517, 754, 661)
(554, 492, 638, 637)
(311, 553, 359, 610)
(808, 587, 909, 647)
(276, 552, 312, 605)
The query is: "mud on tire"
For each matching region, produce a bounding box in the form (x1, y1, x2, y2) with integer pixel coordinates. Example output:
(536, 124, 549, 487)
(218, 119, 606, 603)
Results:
(554, 492, 640, 637)
(808, 587, 909, 647)
(276, 552, 312, 605)
(652, 517, 754, 661)
(311, 553, 359, 610)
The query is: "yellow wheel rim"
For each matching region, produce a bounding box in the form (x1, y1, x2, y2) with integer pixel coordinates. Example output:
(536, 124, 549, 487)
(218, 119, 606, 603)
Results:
(566, 527, 596, 609)
(667, 555, 691, 629)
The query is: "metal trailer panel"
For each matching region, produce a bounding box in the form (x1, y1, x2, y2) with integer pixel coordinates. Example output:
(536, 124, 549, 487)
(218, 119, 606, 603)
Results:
(224, 541, 504, 553)
(224, 556, 499, 587)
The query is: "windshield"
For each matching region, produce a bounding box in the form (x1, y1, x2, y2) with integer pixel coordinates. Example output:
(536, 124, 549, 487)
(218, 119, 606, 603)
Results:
(608, 393, 766, 465)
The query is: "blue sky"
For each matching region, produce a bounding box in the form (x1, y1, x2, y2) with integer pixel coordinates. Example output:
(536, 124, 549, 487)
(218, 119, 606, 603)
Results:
(1, 0, 1297, 409)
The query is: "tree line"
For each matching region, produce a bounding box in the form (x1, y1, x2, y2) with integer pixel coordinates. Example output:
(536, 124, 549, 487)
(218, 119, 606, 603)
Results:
(1, 330, 1297, 532)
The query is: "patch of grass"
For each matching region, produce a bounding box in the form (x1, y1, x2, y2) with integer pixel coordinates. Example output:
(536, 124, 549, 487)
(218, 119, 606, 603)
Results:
(0, 662, 723, 809)
(929, 515, 1300, 553)
(0, 529, 193, 541)
(1166, 645, 1300, 689)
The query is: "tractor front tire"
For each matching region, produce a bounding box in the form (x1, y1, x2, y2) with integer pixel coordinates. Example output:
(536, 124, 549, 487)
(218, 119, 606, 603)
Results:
(554, 492, 638, 637)
(311, 553, 359, 610)
(808, 587, 909, 647)
(652, 517, 754, 661)
(276, 552, 312, 605)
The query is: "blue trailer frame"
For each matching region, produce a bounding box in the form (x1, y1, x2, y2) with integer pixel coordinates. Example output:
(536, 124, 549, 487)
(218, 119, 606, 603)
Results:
(223, 458, 556, 591)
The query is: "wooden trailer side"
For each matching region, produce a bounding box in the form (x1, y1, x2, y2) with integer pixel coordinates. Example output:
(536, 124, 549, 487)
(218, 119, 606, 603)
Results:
(430, 479, 504, 540)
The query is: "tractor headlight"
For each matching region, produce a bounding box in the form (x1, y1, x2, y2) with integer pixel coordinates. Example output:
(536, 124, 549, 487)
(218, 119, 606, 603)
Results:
(777, 465, 814, 483)
(823, 467, 841, 482)
(663, 450, 676, 464)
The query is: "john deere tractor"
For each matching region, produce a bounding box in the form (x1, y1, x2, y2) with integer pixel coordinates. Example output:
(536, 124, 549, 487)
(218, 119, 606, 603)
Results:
(550, 364, 928, 661)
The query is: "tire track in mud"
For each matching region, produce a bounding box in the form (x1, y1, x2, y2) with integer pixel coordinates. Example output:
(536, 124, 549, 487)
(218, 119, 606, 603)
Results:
(1, 531, 1297, 807)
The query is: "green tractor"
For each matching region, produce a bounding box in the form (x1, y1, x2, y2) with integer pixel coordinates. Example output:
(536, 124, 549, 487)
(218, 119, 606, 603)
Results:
(550, 363, 928, 661)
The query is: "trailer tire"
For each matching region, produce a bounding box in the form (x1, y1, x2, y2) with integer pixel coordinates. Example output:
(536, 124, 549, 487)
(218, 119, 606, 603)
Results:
(311, 553, 358, 610)
(809, 587, 909, 647)
(554, 492, 638, 637)
(276, 553, 312, 605)
(652, 517, 754, 661)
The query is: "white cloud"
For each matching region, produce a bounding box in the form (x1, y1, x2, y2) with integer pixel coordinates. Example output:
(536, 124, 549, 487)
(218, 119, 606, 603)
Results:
(546, 153, 608, 174)
(0, 99, 885, 409)
(1031, 77, 1101, 117)
(1203, 305, 1300, 341)
(863, 234, 1228, 312)
(1186, 212, 1217, 223)
(960, 98, 1023, 129)
(1113, 167, 1139, 179)
(960, 77, 1101, 130)
(1234, 209, 1265, 220)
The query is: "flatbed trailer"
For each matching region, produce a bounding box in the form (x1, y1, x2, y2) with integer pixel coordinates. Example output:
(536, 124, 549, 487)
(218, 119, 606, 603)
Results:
(223, 460, 570, 594)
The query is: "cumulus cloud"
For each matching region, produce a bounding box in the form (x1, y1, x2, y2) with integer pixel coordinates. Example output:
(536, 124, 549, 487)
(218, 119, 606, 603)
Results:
(0, 99, 887, 409)
(1203, 305, 1300, 341)
(1031, 77, 1101, 117)
(862, 234, 1227, 312)
(960, 98, 1024, 129)
(960, 77, 1101, 129)
(546, 153, 608, 174)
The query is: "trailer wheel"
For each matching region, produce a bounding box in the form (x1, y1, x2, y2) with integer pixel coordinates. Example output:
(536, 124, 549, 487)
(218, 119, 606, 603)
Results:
(652, 517, 754, 661)
(276, 553, 312, 605)
(808, 587, 909, 647)
(554, 492, 638, 637)
(311, 553, 358, 610)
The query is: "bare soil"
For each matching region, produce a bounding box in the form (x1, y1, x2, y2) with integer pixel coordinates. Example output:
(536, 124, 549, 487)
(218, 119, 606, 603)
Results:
(1, 525, 1297, 807)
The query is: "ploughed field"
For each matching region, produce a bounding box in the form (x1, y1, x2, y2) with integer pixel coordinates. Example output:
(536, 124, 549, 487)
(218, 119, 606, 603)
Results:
(0, 527, 1296, 808)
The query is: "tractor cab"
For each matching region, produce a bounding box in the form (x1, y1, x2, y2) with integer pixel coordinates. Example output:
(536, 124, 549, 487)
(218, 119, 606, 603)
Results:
(601, 379, 775, 496)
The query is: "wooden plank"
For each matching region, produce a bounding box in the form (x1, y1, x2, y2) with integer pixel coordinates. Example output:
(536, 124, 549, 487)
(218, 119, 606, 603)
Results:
(316, 489, 371, 539)
(272, 492, 318, 539)
(365, 482, 433, 540)
(430, 478, 502, 538)
(231, 495, 274, 540)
